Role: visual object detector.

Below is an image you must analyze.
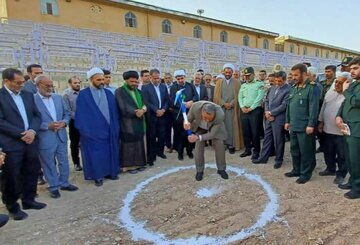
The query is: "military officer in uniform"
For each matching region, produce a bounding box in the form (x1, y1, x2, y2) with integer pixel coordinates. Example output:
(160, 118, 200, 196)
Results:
(336, 57, 360, 199)
(284, 63, 320, 184)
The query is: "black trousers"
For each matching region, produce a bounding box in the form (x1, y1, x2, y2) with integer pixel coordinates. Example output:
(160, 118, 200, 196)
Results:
(173, 115, 194, 155)
(1, 144, 40, 212)
(69, 119, 81, 166)
(241, 107, 263, 154)
(260, 121, 286, 163)
(164, 111, 173, 149)
(323, 133, 347, 178)
(147, 116, 166, 161)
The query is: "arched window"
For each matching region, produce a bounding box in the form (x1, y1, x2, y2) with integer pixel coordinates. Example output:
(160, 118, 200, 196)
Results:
(220, 31, 228, 43)
(290, 44, 295, 54)
(125, 12, 137, 28)
(315, 49, 320, 57)
(335, 52, 339, 59)
(193, 25, 202, 38)
(243, 35, 249, 46)
(162, 19, 172, 34)
(325, 51, 330, 59)
(303, 47, 307, 56)
(40, 0, 59, 16)
(263, 39, 269, 49)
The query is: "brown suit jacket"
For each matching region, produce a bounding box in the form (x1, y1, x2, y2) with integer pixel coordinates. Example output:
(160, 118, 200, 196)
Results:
(187, 101, 227, 141)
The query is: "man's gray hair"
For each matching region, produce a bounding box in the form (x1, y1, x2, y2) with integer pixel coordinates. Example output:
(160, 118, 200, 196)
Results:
(193, 72, 202, 78)
(203, 103, 216, 114)
(307, 67, 318, 76)
(337, 72, 352, 82)
(34, 75, 50, 85)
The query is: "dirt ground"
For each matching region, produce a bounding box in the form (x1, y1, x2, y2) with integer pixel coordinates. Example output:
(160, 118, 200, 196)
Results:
(1, 142, 360, 245)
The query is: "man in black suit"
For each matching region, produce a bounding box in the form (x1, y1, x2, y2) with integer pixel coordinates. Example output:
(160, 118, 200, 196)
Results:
(204, 73, 215, 102)
(170, 70, 199, 160)
(252, 71, 291, 169)
(141, 69, 169, 165)
(163, 73, 174, 152)
(0, 68, 46, 220)
(193, 72, 208, 101)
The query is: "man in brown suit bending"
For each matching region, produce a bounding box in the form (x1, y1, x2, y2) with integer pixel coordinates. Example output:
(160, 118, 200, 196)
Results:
(184, 101, 228, 181)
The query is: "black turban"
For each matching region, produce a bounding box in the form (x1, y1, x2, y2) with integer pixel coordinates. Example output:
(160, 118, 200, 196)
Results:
(123, 70, 139, 80)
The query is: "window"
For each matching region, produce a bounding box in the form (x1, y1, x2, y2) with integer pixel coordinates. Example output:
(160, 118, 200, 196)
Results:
(303, 47, 307, 56)
(40, 0, 59, 16)
(162, 19, 172, 34)
(243, 35, 249, 46)
(335, 52, 339, 59)
(220, 31, 228, 43)
(315, 49, 320, 57)
(325, 51, 330, 59)
(290, 44, 295, 54)
(263, 39, 269, 49)
(125, 12, 137, 28)
(193, 25, 202, 38)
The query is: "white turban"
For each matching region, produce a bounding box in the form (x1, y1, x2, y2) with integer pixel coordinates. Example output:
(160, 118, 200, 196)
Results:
(87, 67, 104, 79)
(216, 74, 225, 80)
(174, 70, 186, 77)
(223, 63, 235, 71)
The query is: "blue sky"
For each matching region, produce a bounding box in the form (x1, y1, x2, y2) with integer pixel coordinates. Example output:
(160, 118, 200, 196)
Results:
(138, 0, 359, 52)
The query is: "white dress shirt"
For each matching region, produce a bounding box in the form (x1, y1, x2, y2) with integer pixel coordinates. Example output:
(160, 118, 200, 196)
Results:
(39, 93, 57, 121)
(152, 83, 162, 108)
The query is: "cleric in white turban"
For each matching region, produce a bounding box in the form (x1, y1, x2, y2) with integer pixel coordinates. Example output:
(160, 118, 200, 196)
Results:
(174, 69, 186, 78)
(213, 63, 244, 151)
(74, 67, 120, 186)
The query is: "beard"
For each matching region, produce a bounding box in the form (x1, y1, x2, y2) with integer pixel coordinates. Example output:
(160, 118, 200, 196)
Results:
(225, 75, 232, 80)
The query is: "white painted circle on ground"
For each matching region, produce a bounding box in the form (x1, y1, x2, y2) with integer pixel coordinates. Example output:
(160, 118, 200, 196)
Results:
(119, 163, 279, 245)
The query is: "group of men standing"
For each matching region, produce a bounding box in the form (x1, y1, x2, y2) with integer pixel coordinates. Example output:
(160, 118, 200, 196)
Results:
(1, 57, 360, 224)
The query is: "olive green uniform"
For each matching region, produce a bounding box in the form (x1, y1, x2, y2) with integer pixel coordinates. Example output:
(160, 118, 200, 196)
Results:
(286, 80, 320, 180)
(337, 80, 360, 192)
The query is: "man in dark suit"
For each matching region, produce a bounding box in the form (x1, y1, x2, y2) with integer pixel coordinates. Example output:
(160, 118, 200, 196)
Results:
(253, 71, 291, 169)
(204, 73, 215, 102)
(193, 72, 208, 101)
(0, 68, 46, 221)
(22, 64, 43, 94)
(141, 69, 169, 165)
(163, 73, 174, 152)
(170, 70, 199, 160)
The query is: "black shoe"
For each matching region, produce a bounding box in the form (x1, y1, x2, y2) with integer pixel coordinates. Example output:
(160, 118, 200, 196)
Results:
(284, 171, 300, 178)
(195, 172, 203, 181)
(157, 153, 167, 159)
(137, 166, 146, 171)
(74, 164, 83, 171)
(251, 153, 259, 160)
(217, 170, 229, 179)
(228, 147, 235, 154)
(338, 182, 352, 190)
(37, 176, 46, 185)
(9, 210, 28, 221)
(205, 142, 209, 147)
(252, 159, 267, 164)
(178, 153, 184, 161)
(273, 162, 282, 169)
(60, 184, 79, 191)
(105, 175, 119, 180)
(333, 176, 345, 185)
(22, 201, 47, 210)
(319, 169, 336, 176)
(95, 179, 103, 186)
(240, 151, 251, 158)
(147, 161, 154, 166)
(344, 190, 360, 199)
(50, 190, 61, 199)
(0, 214, 9, 228)
(296, 177, 310, 184)
(187, 152, 194, 159)
(128, 170, 138, 174)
